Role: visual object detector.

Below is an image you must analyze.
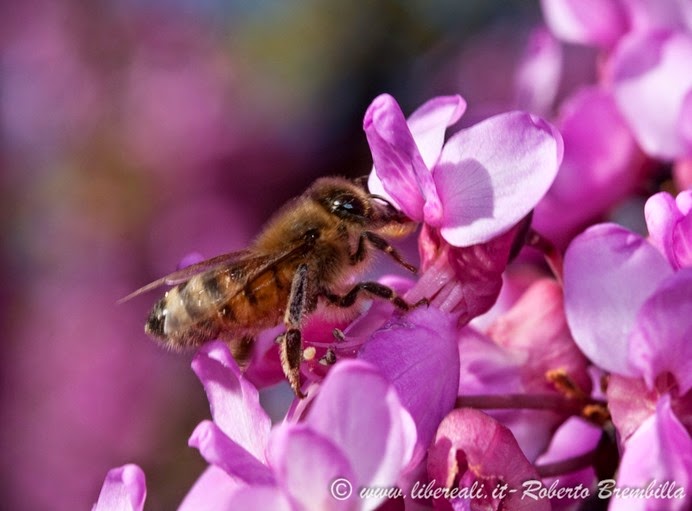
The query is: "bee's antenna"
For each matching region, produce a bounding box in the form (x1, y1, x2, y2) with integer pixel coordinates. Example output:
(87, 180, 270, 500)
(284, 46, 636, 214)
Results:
(367, 193, 397, 210)
(354, 175, 369, 189)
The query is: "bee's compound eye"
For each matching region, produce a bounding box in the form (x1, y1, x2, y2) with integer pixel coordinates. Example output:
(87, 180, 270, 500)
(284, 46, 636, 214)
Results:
(332, 194, 365, 218)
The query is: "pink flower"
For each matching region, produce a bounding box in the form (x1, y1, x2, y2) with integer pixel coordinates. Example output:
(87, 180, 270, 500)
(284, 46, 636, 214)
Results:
(542, 0, 692, 160)
(540, 0, 628, 49)
(365, 94, 562, 322)
(457, 279, 591, 461)
(358, 306, 460, 458)
(611, 29, 692, 160)
(564, 223, 692, 510)
(183, 342, 417, 511)
(365, 94, 563, 247)
(532, 87, 645, 248)
(427, 408, 549, 511)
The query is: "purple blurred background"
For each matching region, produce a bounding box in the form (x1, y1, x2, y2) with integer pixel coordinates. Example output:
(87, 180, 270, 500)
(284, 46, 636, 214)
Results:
(0, 1, 590, 509)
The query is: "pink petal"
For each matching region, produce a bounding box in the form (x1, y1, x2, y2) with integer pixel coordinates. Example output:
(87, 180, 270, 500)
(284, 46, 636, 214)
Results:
(92, 464, 146, 511)
(191, 341, 271, 460)
(457, 327, 557, 462)
(533, 87, 643, 248)
(673, 189, 692, 268)
(674, 209, 692, 268)
(674, 157, 692, 190)
(629, 269, 692, 394)
(514, 26, 563, 115)
(178, 466, 242, 511)
(622, 0, 691, 32)
(305, 360, 417, 490)
(607, 374, 657, 441)
(188, 420, 275, 485)
(645, 191, 684, 268)
(411, 222, 527, 323)
(358, 306, 460, 452)
(457, 326, 524, 396)
(540, 0, 628, 48)
(486, 279, 592, 460)
(563, 224, 673, 375)
(489, 279, 591, 394)
(226, 486, 293, 511)
(267, 424, 358, 511)
(611, 30, 692, 160)
(428, 408, 549, 511)
(364, 94, 441, 223)
(534, 418, 600, 510)
(610, 395, 692, 511)
(407, 95, 466, 169)
(436, 111, 562, 246)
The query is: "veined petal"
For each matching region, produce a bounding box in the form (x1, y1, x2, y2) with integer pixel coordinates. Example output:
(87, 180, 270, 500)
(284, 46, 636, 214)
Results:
(364, 94, 440, 223)
(564, 224, 674, 375)
(188, 420, 275, 485)
(607, 374, 657, 442)
(610, 395, 692, 511)
(92, 464, 146, 511)
(407, 95, 466, 169)
(612, 30, 692, 160)
(629, 269, 692, 394)
(305, 360, 416, 491)
(178, 466, 242, 511)
(436, 111, 562, 246)
(191, 341, 271, 460)
(674, 209, 692, 268)
(267, 424, 358, 511)
(359, 306, 460, 452)
(540, 0, 627, 48)
(428, 409, 548, 511)
(645, 191, 684, 268)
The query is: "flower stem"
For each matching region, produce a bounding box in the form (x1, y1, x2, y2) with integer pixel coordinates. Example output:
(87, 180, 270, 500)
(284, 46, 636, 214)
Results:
(456, 393, 582, 413)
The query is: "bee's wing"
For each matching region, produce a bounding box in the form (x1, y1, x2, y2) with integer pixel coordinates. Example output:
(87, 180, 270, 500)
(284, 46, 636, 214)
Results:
(119, 238, 310, 304)
(118, 249, 252, 303)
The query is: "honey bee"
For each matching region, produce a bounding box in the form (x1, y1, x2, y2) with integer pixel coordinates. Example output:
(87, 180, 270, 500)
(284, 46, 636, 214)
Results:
(122, 177, 421, 397)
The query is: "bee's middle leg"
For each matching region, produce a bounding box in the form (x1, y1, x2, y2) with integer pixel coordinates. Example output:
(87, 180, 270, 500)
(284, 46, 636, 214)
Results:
(324, 281, 425, 311)
(277, 263, 310, 399)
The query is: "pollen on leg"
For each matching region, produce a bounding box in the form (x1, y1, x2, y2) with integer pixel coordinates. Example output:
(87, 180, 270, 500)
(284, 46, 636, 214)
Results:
(303, 346, 317, 361)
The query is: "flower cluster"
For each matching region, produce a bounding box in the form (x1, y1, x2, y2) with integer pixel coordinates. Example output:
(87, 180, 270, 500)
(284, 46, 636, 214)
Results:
(92, 6, 691, 506)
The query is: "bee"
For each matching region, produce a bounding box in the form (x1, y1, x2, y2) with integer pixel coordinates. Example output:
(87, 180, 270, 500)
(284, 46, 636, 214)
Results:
(122, 177, 421, 398)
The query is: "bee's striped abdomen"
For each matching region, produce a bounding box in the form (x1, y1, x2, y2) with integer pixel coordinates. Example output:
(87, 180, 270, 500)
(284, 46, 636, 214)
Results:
(145, 273, 230, 348)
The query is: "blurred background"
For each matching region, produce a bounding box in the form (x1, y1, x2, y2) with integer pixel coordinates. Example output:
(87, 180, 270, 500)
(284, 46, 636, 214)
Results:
(0, 1, 598, 509)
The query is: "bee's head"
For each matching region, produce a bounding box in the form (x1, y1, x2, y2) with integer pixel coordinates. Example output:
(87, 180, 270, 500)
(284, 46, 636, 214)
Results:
(310, 177, 415, 235)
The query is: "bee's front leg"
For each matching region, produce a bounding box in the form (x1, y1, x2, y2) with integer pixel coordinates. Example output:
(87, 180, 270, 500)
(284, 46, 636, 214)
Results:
(323, 281, 425, 310)
(278, 263, 310, 399)
(350, 231, 417, 274)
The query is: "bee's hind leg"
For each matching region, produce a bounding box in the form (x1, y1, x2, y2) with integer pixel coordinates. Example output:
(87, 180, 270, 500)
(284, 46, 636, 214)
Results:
(278, 263, 311, 399)
(226, 334, 255, 370)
